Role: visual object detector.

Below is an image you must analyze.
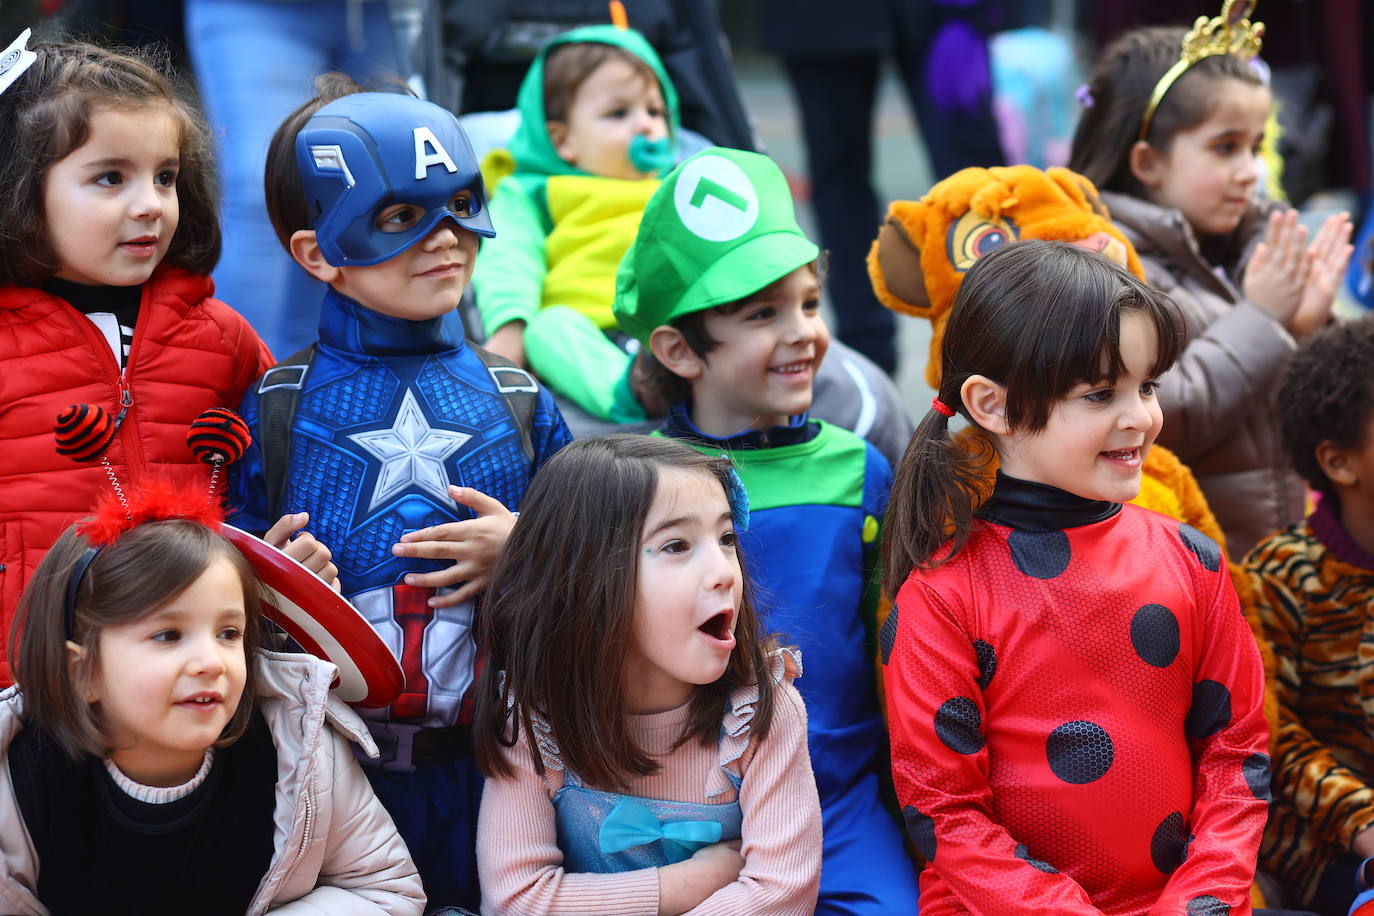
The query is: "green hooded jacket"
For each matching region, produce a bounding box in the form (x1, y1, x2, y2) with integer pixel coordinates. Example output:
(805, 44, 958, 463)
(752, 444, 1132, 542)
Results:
(471, 25, 681, 338)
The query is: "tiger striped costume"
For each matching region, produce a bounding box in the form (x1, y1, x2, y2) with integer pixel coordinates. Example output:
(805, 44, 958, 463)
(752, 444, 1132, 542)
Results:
(1247, 498, 1374, 909)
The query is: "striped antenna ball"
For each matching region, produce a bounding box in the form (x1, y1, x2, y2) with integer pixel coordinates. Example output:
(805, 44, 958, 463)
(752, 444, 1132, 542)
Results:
(54, 403, 116, 462)
(187, 408, 252, 465)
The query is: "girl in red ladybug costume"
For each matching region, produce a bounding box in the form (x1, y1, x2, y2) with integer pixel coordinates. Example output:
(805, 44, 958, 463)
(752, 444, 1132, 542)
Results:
(0, 30, 331, 683)
(881, 240, 1269, 915)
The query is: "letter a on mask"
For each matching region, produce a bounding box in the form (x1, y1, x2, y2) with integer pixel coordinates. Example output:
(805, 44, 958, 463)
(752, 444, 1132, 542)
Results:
(413, 126, 458, 180)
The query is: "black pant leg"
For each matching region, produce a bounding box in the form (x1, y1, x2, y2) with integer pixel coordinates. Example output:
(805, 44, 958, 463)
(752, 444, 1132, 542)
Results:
(780, 53, 897, 374)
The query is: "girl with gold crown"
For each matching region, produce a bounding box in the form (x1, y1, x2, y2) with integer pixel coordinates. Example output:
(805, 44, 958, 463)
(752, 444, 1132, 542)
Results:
(1068, 0, 1353, 559)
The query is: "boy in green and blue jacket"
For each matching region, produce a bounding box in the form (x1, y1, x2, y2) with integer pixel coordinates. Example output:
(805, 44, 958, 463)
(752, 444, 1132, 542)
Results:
(615, 146, 920, 915)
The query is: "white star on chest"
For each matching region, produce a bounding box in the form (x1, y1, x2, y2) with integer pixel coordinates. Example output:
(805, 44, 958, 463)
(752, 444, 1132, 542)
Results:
(348, 389, 471, 511)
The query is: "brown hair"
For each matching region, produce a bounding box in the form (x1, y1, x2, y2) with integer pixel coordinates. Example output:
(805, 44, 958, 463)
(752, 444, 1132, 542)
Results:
(11, 519, 265, 762)
(0, 36, 220, 286)
(1277, 315, 1374, 497)
(543, 41, 659, 124)
(1068, 26, 1266, 198)
(881, 241, 1183, 595)
(638, 261, 825, 406)
(473, 434, 779, 791)
(635, 300, 750, 406)
(263, 72, 369, 250)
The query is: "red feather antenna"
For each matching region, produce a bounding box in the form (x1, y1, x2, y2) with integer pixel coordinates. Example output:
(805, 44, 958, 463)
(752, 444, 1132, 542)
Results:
(77, 476, 226, 547)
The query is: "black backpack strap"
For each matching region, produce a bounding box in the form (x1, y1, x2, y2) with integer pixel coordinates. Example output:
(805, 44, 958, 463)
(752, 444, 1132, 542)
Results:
(255, 343, 317, 522)
(472, 344, 538, 462)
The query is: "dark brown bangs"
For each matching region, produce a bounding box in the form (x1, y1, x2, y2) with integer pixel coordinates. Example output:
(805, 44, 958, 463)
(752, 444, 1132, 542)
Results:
(890, 240, 1183, 584)
(13, 520, 264, 761)
(945, 241, 1183, 433)
(1062, 278, 1183, 395)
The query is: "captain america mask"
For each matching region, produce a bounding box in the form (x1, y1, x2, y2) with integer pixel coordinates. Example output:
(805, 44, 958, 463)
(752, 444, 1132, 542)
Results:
(296, 92, 494, 267)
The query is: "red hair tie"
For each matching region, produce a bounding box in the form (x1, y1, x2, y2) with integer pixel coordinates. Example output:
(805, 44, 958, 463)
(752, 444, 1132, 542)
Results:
(931, 397, 956, 418)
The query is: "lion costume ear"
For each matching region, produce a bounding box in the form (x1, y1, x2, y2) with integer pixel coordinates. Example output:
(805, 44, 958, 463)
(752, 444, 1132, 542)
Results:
(868, 203, 933, 317)
(1047, 166, 1105, 218)
(1045, 166, 1148, 282)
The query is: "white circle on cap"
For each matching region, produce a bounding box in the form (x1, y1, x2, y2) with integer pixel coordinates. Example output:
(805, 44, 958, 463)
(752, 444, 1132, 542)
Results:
(673, 155, 759, 242)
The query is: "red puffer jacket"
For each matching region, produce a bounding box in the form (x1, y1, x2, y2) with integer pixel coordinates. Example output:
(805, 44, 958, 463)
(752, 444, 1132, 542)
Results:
(0, 267, 274, 683)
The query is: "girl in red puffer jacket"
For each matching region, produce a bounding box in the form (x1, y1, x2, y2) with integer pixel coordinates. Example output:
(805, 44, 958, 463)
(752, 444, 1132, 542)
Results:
(0, 29, 334, 683)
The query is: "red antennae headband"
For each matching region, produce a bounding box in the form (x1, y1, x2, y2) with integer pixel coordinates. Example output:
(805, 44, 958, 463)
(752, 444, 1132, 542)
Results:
(52, 405, 403, 708)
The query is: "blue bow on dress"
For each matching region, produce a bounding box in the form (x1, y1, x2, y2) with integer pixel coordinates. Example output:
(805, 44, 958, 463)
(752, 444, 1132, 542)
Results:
(598, 797, 723, 864)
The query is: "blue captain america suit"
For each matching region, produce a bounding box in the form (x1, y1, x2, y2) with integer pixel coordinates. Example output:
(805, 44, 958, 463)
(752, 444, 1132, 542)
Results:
(231, 288, 570, 728)
(230, 289, 570, 909)
(232, 90, 566, 733)
(231, 89, 570, 908)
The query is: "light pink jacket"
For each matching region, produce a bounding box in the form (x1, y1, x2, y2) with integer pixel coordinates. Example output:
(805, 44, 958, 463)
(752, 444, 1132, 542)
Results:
(0, 650, 425, 915)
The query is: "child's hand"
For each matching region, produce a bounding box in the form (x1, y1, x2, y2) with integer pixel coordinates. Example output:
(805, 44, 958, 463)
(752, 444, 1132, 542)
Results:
(657, 840, 745, 915)
(693, 838, 745, 884)
(1244, 209, 1310, 327)
(1288, 211, 1354, 339)
(263, 512, 341, 591)
(391, 485, 515, 607)
(484, 322, 528, 369)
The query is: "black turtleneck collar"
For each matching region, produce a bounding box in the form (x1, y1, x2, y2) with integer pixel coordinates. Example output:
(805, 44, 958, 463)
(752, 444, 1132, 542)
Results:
(660, 400, 817, 451)
(977, 472, 1121, 531)
(42, 277, 142, 316)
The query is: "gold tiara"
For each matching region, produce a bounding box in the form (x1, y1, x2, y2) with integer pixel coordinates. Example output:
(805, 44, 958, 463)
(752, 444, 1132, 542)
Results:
(1138, 0, 1265, 141)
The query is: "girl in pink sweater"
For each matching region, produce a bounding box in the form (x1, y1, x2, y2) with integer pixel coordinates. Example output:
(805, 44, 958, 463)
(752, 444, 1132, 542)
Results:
(473, 434, 822, 915)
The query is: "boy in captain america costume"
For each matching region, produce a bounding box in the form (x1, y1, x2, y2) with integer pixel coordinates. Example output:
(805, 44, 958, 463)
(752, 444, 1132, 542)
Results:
(229, 80, 571, 909)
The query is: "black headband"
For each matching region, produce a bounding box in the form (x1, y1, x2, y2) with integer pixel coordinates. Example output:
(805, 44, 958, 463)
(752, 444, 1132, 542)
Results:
(63, 546, 100, 642)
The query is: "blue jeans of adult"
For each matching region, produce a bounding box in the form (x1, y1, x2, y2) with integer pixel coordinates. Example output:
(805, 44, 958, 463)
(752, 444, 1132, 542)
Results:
(185, 0, 400, 358)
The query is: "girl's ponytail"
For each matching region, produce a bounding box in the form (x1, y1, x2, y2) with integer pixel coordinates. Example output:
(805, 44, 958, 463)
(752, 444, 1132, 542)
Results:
(881, 391, 994, 597)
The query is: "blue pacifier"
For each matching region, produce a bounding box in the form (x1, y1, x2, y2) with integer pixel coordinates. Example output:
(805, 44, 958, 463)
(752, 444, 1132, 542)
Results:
(628, 134, 676, 174)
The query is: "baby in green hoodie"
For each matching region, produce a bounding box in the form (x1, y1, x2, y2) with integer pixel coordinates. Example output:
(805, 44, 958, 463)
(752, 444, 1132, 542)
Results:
(471, 25, 679, 424)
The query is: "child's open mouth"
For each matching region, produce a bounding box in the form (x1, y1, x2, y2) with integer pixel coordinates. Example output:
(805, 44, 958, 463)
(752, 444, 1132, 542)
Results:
(1100, 447, 1141, 466)
(175, 692, 223, 711)
(120, 236, 158, 257)
(697, 609, 736, 647)
(768, 360, 811, 377)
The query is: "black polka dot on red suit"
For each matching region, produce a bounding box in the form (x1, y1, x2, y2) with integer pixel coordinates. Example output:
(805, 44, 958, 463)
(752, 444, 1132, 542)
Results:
(1045, 720, 1114, 784)
(1185, 680, 1232, 739)
(1243, 752, 1271, 801)
(1149, 811, 1189, 873)
(934, 697, 984, 754)
(1178, 523, 1221, 572)
(880, 604, 898, 665)
(1130, 603, 1180, 668)
(974, 639, 997, 689)
(1186, 895, 1230, 915)
(902, 805, 936, 861)
(1007, 529, 1072, 579)
(1015, 843, 1057, 873)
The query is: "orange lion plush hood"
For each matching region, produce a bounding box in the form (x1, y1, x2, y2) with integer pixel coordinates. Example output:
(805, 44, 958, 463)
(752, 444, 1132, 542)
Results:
(868, 165, 1143, 389)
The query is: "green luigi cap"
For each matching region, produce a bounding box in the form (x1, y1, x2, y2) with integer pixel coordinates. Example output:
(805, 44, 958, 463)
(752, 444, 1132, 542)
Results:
(613, 147, 819, 344)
